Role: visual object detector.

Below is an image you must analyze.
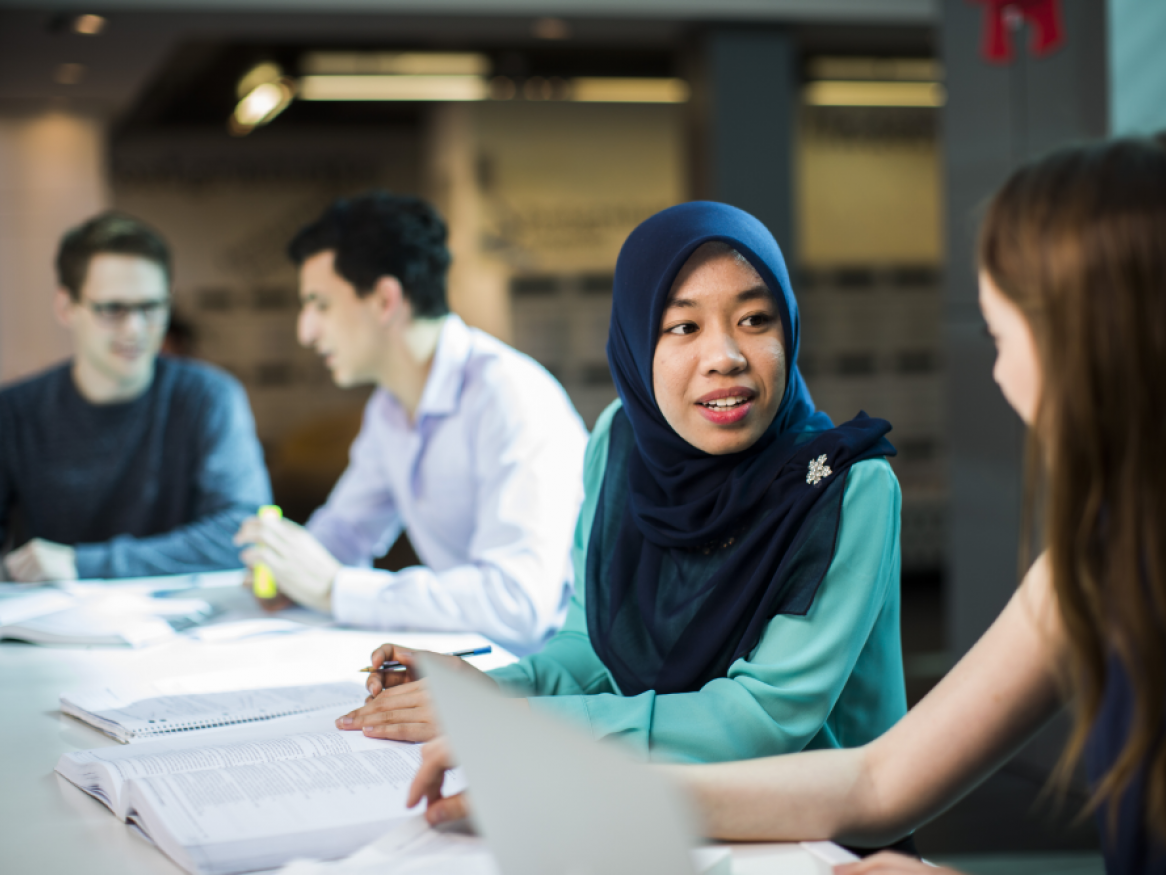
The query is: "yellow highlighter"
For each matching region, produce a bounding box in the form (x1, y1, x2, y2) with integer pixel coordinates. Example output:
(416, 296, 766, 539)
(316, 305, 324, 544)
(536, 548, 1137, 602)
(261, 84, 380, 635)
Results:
(252, 504, 283, 599)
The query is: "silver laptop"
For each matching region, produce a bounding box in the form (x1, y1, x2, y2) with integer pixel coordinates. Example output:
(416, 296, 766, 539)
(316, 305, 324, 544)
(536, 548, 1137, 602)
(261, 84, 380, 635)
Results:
(422, 656, 703, 875)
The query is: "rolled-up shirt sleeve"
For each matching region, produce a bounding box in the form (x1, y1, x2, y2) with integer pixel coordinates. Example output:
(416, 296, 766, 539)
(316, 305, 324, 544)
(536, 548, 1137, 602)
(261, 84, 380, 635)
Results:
(487, 401, 619, 685)
(306, 403, 404, 568)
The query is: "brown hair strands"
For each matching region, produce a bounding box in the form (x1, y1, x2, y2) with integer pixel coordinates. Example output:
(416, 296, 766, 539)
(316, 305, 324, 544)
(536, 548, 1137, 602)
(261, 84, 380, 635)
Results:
(978, 137, 1166, 841)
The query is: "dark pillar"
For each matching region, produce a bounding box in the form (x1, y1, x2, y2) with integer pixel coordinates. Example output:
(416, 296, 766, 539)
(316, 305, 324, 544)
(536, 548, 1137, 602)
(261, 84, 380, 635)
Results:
(690, 28, 797, 261)
(941, 0, 1107, 656)
(941, 0, 1107, 773)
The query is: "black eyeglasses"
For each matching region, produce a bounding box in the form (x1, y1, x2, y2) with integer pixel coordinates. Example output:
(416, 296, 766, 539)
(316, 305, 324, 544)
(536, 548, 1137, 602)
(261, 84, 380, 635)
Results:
(82, 299, 171, 325)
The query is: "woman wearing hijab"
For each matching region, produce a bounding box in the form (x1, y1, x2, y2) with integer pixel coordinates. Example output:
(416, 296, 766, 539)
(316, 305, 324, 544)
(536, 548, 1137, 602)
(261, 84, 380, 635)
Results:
(338, 201, 907, 768)
(599, 142, 1161, 875)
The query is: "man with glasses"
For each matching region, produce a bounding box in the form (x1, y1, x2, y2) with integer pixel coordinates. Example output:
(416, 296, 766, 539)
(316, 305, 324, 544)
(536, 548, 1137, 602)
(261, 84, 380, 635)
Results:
(0, 211, 271, 581)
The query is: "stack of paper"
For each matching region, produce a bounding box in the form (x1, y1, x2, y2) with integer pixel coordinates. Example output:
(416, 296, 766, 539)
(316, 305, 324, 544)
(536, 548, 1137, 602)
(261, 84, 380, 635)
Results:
(0, 586, 74, 625)
(0, 587, 214, 647)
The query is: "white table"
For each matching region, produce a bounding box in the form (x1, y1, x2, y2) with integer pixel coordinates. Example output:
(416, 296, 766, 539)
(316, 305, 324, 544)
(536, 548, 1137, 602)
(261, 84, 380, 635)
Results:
(0, 583, 839, 875)
(0, 582, 510, 874)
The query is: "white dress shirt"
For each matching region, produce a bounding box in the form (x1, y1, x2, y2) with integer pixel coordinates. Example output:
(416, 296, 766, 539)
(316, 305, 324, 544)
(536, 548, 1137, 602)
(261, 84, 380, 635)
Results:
(308, 315, 588, 656)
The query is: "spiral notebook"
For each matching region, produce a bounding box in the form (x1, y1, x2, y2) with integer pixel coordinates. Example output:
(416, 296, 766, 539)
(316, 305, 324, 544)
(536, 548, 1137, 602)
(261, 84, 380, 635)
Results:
(60, 681, 367, 743)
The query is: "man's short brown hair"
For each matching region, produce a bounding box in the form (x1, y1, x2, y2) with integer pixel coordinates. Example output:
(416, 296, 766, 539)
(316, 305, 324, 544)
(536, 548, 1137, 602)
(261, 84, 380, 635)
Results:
(55, 211, 171, 300)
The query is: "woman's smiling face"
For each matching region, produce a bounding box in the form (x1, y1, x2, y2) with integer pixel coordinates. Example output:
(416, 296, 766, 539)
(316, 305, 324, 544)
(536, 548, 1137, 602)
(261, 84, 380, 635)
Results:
(651, 243, 787, 455)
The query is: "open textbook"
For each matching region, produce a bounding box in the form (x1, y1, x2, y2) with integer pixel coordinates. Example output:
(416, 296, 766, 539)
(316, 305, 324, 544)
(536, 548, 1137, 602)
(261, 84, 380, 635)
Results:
(0, 586, 214, 646)
(0, 586, 74, 624)
(60, 681, 367, 743)
(55, 712, 460, 875)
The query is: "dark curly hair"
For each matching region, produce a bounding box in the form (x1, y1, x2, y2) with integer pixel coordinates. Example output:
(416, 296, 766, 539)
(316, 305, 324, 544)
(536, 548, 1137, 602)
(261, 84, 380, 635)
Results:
(56, 211, 172, 301)
(288, 192, 451, 318)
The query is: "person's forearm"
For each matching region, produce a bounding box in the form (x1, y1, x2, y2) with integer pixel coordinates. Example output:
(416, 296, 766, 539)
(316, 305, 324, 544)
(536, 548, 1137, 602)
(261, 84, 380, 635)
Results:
(74, 506, 252, 578)
(306, 501, 401, 569)
(487, 591, 615, 698)
(332, 562, 563, 656)
(678, 563, 1069, 847)
(671, 745, 886, 844)
(489, 631, 614, 697)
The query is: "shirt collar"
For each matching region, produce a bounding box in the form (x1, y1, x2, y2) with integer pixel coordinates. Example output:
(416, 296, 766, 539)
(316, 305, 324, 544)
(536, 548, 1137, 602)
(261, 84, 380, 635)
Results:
(414, 314, 472, 420)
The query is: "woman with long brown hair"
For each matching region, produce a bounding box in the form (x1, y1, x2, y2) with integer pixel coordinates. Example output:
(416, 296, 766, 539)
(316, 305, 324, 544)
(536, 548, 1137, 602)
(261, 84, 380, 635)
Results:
(666, 137, 1166, 873)
(407, 137, 1166, 874)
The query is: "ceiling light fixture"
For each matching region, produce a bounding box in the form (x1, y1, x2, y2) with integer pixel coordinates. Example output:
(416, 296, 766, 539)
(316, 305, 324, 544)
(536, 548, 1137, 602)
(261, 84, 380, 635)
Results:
(299, 74, 488, 102)
(302, 52, 490, 77)
(297, 74, 688, 104)
(236, 61, 283, 100)
(295, 50, 686, 105)
(73, 14, 106, 35)
(230, 63, 295, 136)
(803, 81, 946, 108)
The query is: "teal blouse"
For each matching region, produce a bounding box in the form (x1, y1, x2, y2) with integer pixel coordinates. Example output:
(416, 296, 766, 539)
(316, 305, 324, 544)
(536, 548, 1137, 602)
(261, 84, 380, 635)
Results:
(489, 400, 907, 764)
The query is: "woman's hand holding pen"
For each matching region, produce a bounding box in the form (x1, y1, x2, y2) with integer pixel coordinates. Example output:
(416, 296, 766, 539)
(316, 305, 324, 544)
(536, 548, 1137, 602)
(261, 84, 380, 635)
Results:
(362, 643, 425, 697)
(335, 644, 496, 742)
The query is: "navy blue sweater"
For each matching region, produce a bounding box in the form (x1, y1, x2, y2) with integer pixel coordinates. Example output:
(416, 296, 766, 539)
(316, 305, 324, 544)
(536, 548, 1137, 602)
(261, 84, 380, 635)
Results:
(0, 358, 271, 578)
(1086, 654, 1166, 875)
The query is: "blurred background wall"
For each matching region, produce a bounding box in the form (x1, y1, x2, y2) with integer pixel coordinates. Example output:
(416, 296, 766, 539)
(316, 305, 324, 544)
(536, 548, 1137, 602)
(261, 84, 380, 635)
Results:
(1, 0, 1164, 861)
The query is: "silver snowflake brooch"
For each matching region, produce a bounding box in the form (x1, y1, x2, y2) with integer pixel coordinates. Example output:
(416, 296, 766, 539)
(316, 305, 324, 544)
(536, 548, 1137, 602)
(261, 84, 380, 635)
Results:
(806, 454, 833, 486)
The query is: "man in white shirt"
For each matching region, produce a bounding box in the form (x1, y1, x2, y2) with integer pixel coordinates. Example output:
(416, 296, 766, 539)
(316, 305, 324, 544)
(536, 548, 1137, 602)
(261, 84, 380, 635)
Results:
(235, 193, 587, 655)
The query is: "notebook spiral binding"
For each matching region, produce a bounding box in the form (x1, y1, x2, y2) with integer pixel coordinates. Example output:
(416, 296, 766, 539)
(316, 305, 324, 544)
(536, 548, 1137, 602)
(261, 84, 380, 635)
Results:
(61, 681, 368, 744)
(133, 708, 313, 737)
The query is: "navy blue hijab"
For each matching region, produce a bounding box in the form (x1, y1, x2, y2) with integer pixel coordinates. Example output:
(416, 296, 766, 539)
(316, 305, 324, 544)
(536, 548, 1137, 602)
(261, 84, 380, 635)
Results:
(587, 201, 895, 696)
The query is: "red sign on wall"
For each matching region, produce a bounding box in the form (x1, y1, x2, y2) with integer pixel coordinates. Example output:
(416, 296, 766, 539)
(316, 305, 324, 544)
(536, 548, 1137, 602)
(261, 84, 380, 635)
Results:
(969, 0, 1065, 63)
